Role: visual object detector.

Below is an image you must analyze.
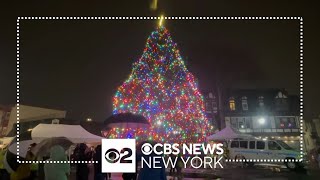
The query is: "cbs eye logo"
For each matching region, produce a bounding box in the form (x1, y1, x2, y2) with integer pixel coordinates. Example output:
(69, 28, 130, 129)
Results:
(141, 143, 153, 155)
(101, 139, 136, 173)
(105, 148, 132, 163)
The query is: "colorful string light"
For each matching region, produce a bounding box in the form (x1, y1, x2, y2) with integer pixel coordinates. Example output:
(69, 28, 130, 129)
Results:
(110, 26, 213, 144)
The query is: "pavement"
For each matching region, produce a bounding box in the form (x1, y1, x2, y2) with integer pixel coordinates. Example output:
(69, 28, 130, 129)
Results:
(69, 163, 320, 180)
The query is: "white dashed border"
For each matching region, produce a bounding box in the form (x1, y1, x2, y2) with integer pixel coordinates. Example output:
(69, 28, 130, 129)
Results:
(299, 18, 304, 162)
(16, 16, 303, 164)
(16, 18, 20, 162)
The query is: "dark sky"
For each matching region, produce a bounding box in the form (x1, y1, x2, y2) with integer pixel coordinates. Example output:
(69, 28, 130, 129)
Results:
(0, 1, 319, 121)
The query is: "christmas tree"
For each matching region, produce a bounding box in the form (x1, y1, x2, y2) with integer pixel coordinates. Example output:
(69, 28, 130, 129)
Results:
(110, 24, 212, 144)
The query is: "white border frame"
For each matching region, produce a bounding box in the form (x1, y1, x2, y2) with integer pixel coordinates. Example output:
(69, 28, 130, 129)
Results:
(16, 16, 303, 164)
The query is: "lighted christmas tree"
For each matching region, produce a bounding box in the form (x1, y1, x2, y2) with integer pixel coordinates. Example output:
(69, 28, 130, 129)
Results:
(110, 23, 212, 144)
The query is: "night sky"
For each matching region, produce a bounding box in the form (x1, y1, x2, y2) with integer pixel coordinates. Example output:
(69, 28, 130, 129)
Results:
(0, 1, 319, 122)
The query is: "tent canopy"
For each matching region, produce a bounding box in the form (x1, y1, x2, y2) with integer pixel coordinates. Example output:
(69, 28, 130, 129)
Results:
(4, 124, 103, 173)
(206, 126, 252, 141)
(31, 124, 103, 144)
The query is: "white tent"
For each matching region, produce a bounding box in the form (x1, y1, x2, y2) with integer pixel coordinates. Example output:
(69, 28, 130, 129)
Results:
(31, 124, 103, 144)
(206, 126, 252, 141)
(7, 124, 104, 158)
(4, 124, 104, 173)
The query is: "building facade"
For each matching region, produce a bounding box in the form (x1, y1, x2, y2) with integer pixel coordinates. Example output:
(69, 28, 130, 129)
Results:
(203, 89, 300, 149)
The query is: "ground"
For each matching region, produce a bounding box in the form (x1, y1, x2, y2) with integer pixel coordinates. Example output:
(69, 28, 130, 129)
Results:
(69, 163, 320, 180)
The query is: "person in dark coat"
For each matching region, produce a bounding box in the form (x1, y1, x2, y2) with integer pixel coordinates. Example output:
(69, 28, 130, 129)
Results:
(169, 154, 176, 175)
(94, 145, 107, 180)
(137, 143, 166, 180)
(74, 143, 91, 180)
(122, 172, 137, 180)
(122, 148, 137, 180)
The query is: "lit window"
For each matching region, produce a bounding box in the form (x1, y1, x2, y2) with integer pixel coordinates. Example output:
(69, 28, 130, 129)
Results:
(241, 96, 248, 111)
(288, 117, 296, 128)
(229, 97, 236, 111)
(275, 117, 285, 128)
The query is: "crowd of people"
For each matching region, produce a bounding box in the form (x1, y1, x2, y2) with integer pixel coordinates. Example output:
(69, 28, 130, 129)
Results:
(0, 142, 169, 180)
(2, 141, 320, 180)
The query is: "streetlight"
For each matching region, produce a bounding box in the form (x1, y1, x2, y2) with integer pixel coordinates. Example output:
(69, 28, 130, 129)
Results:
(258, 117, 265, 124)
(86, 118, 92, 122)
